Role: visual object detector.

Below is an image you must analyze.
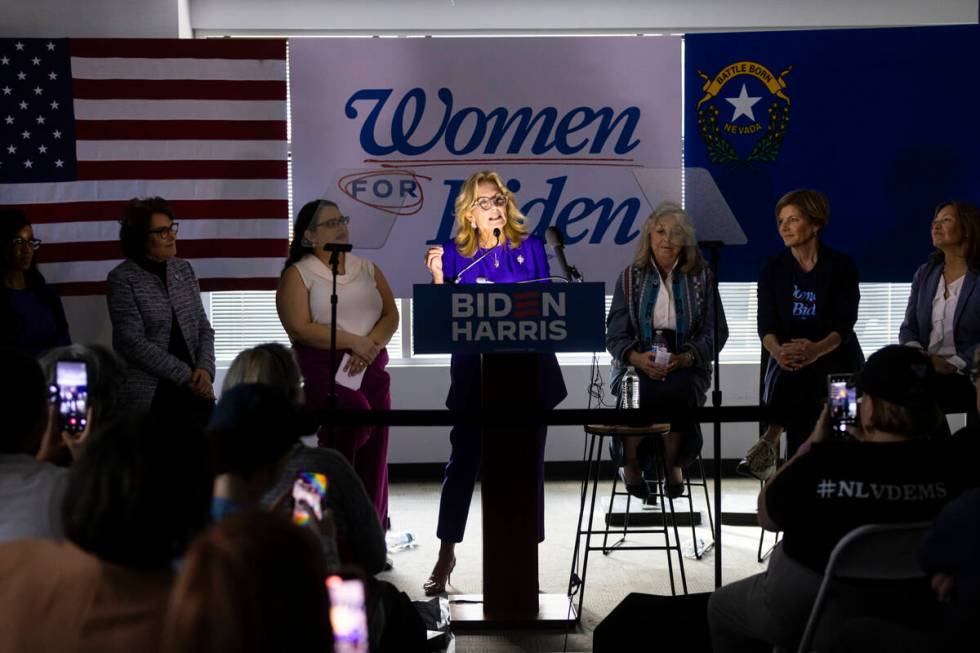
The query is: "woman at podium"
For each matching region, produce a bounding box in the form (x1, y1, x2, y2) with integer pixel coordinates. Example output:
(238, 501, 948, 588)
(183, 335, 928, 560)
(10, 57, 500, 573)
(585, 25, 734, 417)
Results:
(606, 201, 728, 500)
(422, 170, 567, 595)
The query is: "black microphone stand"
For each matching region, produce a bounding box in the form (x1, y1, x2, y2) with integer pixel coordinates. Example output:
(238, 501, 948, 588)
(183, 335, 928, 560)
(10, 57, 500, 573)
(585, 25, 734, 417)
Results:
(324, 242, 353, 420)
(699, 239, 725, 588)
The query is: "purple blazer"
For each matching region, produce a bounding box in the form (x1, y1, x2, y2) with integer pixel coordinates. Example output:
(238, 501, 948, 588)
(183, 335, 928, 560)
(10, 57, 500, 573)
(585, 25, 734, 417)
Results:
(440, 235, 567, 411)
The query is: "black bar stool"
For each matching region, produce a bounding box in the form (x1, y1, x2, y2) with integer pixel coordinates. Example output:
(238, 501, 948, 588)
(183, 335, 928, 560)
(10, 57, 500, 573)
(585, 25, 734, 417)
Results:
(568, 423, 714, 620)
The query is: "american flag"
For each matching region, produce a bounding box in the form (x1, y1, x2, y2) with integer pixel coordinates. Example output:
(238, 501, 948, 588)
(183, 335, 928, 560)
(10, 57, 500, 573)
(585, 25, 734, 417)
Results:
(0, 38, 288, 295)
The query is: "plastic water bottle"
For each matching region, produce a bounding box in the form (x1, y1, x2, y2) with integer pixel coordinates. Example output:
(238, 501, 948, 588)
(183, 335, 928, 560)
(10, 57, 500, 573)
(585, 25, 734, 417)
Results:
(652, 329, 671, 377)
(385, 531, 418, 552)
(621, 366, 641, 409)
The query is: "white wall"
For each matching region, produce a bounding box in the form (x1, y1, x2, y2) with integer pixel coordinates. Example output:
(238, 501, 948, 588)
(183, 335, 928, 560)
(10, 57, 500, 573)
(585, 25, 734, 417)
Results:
(0, 0, 180, 38)
(189, 0, 977, 34)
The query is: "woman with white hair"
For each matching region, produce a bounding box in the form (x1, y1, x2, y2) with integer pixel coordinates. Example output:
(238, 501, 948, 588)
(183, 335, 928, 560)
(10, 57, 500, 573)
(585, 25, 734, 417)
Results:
(606, 202, 728, 499)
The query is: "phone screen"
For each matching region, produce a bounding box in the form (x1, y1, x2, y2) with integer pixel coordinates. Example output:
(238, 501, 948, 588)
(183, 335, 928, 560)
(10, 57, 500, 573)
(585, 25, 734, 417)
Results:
(326, 575, 368, 653)
(54, 361, 88, 434)
(828, 374, 857, 436)
(291, 472, 328, 526)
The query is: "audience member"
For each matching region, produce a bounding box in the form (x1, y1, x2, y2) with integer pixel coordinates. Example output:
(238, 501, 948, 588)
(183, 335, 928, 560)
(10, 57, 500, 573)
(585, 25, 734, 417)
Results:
(0, 413, 212, 653)
(900, 200, 980, 426)
(106, 197, 215, 428)
(709, 345, 965, 653)
(163, 511, 333, 653)
(0, 208, 71, 356)
(36, 343, 127, 464)
(222, 343, 387, 574)
(0, 347, 68, 541)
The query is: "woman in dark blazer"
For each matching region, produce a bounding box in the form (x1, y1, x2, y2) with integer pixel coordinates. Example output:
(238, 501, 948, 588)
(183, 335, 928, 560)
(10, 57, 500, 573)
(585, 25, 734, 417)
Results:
(740, 189, 864, 478)
(105, 197, 215, 426)
(899, 200, 980, 424)
(1, 209, 71, 357)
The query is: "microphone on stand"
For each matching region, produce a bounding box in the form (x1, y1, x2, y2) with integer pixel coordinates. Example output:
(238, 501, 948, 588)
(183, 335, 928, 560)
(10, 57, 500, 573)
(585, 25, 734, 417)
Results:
(544, 226, 583, 282)
(450, 228, 501, 284)
(322, 242, 353, 265)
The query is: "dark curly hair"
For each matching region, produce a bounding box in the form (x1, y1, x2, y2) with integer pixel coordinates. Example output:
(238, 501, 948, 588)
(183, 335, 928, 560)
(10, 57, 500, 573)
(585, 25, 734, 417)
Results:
(118, 197, 176, 260)
(282, 199, 337, 272)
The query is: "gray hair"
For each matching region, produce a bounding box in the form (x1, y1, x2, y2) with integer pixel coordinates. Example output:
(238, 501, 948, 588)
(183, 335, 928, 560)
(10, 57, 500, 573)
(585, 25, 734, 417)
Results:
(632, 201, 705, 273)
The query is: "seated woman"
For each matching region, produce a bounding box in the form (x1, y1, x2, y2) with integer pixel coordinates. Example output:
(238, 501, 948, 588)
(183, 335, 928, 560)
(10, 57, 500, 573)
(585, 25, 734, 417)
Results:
(1, 209, 70, 357)
(899, 200, 980, 426)
(741, 189, 864, 479)
(276, 200, 398, 528)
(606, 202, 728, 499)
(708, 345, 967, 653)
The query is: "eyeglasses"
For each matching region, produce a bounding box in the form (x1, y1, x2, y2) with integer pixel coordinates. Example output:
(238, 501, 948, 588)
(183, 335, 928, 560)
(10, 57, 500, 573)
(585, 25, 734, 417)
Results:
(148, 222, 179, 238)
(11, 237, 42, 250)
(472, 194, 507, 211)
(316, 215, 351, 229)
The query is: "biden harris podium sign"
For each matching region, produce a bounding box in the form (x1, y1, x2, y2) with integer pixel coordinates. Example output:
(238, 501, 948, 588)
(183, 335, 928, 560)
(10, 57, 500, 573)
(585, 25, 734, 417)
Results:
(412, 283, 605, 354)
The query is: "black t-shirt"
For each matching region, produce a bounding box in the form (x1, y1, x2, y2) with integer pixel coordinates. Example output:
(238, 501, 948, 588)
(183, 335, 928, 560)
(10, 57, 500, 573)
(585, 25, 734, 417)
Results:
(790, 265, 820, 339)
(766, 439, 962, 572)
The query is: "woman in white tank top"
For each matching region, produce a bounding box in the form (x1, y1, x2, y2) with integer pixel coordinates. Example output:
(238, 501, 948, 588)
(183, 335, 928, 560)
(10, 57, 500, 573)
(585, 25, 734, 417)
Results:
(277, 199, 399, 528)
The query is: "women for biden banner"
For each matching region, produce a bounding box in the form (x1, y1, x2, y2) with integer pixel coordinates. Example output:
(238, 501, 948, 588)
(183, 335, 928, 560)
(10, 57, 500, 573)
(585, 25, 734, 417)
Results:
(289, 36, 681, 296)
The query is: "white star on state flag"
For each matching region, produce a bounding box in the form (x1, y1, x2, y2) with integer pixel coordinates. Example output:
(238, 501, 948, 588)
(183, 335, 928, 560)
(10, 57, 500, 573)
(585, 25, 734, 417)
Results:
(23, 159, 33, 168)
(725, 83, 762, 122)
(38, 145, 47, 153)
(54, 159, 64, 167)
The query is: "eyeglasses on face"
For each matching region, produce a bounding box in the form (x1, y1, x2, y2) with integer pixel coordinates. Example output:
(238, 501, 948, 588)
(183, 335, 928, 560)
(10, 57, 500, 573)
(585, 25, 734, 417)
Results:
(148, 222, 179, 238)
(11, 237, 42, 250)
(472, 194, 507, 211)
(316, 215, 351, 229)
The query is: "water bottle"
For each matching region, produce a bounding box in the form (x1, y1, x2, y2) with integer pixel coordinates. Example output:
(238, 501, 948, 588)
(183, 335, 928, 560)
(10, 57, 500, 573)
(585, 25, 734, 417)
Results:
(652, 329, 671, 376)
(621, 366, 641, 409)
(385, 530, 418, 552)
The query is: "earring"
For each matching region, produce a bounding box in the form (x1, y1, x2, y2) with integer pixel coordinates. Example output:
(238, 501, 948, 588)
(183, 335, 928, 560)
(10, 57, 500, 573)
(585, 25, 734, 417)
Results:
(301, 236, 314, 248)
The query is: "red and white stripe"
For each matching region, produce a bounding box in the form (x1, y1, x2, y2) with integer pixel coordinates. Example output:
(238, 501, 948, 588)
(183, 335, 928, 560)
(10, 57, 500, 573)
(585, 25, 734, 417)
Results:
(4, 38, 288, 295)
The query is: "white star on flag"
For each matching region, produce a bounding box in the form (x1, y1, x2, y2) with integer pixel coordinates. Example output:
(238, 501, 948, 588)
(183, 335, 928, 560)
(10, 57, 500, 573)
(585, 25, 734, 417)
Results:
(24, 159, 33, 168)
(21, 130, 31, 139)
(16, 72, 26, 80)
(18, 101, 28, 110)
(38, 145, 47, 153)
(31, 57, 41, 66)
(54, 159, 63, 167)
(725, 83, 762, 122)
(0, 56, 9, 65)
(14, 42, 24, 51)
(46, 42, 55, 51)
(1, 86, 10, 95)
(6, 145, 16, 154)
(48, 72, 58, 80)
(36, 116, 45, 124)
(49, 101, 59, 109)
(4, 116, 13, 124)
(33, 86, 43, 95)
(52, 130, 61, 139)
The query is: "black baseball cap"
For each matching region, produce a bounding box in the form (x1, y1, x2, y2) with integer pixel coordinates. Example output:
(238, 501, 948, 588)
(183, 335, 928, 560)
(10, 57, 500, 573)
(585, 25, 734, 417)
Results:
(854, 345, 937, 408)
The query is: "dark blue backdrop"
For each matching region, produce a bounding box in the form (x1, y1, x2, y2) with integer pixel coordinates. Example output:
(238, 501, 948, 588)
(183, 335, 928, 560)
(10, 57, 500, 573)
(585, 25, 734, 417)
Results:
(684, 24, 980, 282)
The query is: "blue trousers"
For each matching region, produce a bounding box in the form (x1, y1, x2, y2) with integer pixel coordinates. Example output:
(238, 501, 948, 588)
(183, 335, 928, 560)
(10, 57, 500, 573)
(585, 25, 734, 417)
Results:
(436, 423, 548, 543)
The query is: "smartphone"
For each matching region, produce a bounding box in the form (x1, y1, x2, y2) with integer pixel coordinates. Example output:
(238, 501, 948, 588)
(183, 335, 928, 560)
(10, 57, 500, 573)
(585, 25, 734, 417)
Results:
(51, 361, 88, 434)
(291, 472, 328, 526)
(326, 575, 369, 653)
(828, 373, 857, 437)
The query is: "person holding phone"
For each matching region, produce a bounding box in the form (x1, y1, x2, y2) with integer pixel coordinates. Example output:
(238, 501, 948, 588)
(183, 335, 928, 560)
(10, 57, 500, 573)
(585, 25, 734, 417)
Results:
(106, 197, 215, 428)
(0, 209, 71, 357)
(421, 171, 567, 595)
(709, 345, 967, 653)
(899, 200, 980, 427)
(740, 189, 864, 479)
(277, 199, 398, 529)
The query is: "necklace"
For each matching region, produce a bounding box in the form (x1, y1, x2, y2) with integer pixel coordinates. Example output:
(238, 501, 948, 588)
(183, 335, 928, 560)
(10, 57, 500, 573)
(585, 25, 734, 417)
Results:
(480, 242, 500, 268)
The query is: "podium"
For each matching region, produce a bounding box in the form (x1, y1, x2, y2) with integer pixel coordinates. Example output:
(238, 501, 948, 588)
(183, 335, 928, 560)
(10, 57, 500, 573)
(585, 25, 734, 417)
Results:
(414, 282, 605, 626)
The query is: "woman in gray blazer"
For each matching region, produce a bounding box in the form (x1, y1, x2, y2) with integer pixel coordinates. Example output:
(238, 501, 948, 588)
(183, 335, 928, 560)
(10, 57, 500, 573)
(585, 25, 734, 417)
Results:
(106, 197, 215, 425)
(899, 200, 980, 425)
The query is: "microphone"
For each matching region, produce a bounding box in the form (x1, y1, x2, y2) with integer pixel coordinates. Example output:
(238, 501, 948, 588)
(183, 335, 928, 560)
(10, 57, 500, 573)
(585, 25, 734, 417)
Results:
(545, 226, 583, 282)
(451, 228, 501, 284)
(321, 243, 353, 253)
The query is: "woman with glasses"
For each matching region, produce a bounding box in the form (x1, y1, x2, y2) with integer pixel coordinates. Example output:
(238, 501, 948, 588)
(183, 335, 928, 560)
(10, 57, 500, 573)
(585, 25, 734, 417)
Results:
(899, 200, 980, 427)
(1, 209, 71, 357)
(105, 197, 215, 427)
(277, 199, 399, 530)
(421, 170, 567, 595)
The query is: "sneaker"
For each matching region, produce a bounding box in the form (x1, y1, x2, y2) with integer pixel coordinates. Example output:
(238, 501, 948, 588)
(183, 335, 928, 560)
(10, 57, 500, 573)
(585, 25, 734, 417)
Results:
(736, 439, 777, 481)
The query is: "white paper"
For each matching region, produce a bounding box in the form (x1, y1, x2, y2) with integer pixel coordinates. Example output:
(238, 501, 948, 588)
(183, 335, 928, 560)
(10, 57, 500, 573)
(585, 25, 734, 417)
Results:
(335, 353, 366, 391)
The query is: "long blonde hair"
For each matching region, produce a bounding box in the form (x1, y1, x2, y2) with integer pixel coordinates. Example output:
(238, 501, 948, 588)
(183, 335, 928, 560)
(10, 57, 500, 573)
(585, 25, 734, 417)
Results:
(632, 202, 705, 273)
(452, 171, 528, 258)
